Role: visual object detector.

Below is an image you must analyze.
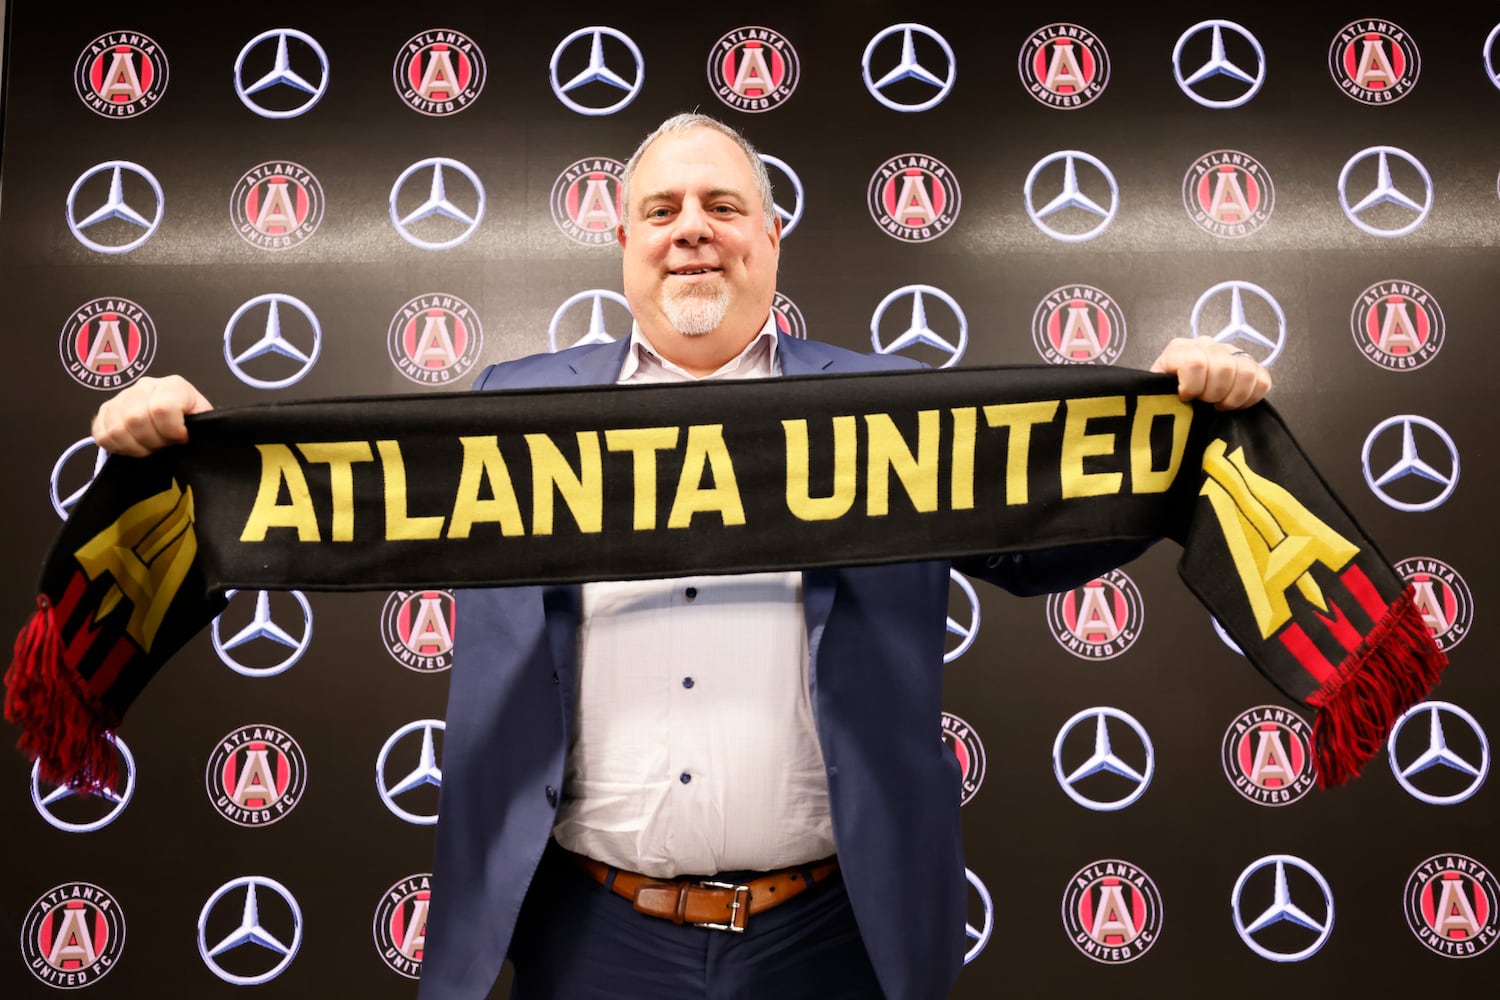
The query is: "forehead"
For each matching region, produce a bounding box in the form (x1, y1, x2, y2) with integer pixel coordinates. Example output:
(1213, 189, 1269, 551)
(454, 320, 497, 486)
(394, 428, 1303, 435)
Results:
(631, 128, 757, 200)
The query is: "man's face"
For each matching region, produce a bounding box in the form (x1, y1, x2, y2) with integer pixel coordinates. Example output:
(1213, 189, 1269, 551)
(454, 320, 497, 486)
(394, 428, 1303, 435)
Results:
(617, 127, 781, 353)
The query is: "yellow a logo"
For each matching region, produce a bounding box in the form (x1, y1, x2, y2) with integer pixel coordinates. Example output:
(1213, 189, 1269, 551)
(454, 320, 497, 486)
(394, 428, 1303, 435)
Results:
(72, 479, 197, 652)
(1200, 440, 1359, 638)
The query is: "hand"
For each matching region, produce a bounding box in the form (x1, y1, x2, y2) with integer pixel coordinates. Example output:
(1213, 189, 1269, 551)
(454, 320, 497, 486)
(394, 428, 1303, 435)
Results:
(91, 375, 214, 457)
(1149, 336, 1271, 411)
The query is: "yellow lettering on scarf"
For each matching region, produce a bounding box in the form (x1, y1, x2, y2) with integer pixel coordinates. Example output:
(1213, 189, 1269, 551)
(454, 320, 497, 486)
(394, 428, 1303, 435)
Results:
(783, 416, 857, 521)
(605, 427, 680, 530)
(866, 410, 940, 516)
(526, 432, 602, 535)
(1061, 396, 1124, 498)
(1130, 395, 1193, 493)
(982, 401, 1059, 505)
(448, 436, 525, 537)
(74, 480, 196, 652)
(378, 440, 444, 539)
(1199, 439, 1360, 637)
(949, 407, 976, 510)
(668, 425, 744, 528)
(241, 444, 321, 541)
(296, 442, 374, 541)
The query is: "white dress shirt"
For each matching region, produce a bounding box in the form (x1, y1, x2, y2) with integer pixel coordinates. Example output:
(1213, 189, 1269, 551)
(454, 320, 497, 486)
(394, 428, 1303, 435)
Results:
(550, 317, 836, 877)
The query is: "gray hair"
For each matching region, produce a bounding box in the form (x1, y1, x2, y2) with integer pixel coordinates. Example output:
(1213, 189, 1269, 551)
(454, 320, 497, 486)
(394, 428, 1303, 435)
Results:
(619, 113, 777, 234)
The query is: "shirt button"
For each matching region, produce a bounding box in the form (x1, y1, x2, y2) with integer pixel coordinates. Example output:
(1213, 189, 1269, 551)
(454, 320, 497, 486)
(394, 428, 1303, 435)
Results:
(684, 586, 698, 601)
(680, 772, 692, 784)
(682, 677, 694, 689)
(545, 785, 557, 806)
(551, 672, 559, 685)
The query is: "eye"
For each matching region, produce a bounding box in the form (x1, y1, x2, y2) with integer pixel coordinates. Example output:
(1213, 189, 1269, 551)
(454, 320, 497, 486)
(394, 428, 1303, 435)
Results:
(645, 206, 672, 220)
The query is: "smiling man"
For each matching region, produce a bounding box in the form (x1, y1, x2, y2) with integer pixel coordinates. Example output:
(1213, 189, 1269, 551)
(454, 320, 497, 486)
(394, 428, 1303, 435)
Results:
(90, 113, 1270, 999)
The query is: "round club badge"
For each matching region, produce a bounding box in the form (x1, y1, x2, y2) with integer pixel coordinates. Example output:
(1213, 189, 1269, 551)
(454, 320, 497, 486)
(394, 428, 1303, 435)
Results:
(381, 590, 456, 672)
(1018, 23, 1109, 108)
(1404, 854, 1499, 957)
(205, 723, 309, 827)
(1221, 705, 1316, 806)
(550, 157, 625, 246)
(59, 296, 156, 390)
(1350, 280, 1444, 371)
(387, 294, 484, 385)
(1330, 19, 1419, 104)
(867, 153, 960, 243)
(1061, 859, 1163, 963)
(942, 712, 986, 806)
(1182, 150, 1273, 238)
(1046, 569, 1144, 660)
(230, 161, 324, 251)
(75, 31, 167, 117)
(374, 873, 432, 978)
(1395, 557, 1472, 652)
(1031, 284, 1125, 364)
(22, 882, 126, 988)
(394, 29, 486, 115)
(708, 27, 799, 112)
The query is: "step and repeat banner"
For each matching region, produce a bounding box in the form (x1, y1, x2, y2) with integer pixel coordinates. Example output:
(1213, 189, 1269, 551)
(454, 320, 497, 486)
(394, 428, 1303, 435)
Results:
(2, 4, 1496, 997)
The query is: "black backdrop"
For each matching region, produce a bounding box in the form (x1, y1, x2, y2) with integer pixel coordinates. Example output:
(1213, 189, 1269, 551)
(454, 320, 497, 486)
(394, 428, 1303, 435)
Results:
(2, 3, 1496, 997)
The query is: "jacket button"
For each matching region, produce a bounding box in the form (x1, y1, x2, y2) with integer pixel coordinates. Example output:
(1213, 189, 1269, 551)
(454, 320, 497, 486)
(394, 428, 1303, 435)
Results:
(552, 671, 560, 685)
(545, 785, 557, 806)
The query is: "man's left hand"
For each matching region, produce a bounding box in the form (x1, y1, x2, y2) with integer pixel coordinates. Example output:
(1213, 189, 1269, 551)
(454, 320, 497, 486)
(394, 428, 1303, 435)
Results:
(1150, 336, 1272, 411)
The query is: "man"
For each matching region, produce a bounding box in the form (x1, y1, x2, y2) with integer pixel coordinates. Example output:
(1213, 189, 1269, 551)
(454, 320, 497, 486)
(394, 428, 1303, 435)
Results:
(93, 114, 1270, 999)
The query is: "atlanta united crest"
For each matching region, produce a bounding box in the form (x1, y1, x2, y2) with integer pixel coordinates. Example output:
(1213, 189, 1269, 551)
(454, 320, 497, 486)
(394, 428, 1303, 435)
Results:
(772, 291, 807, 340)
(1031, 284, 1125, 365)
(1351, 280, 1444, 371)
(1396, 557, 1472, 652)
(394, 30, 486, 115)
(374, 873, 432, 978)
(22, 882, 127, 988)
(1182, 150, 1274, 238)
(1220, 705, 1316, 806)
(1404, 854, 1499, 957)
(381, 590, 456, 672)
(1018, 23, 1109, 108)
(1329, 19, 1419, 104)
(230, 161, 324, 251)
(941, 712, 987, 806)
(1046, 569, 1144, 660)
(205, 724, 309, 827)
(551, 158, 625, 246)
(387, 294, 484, 385)
(867, 153, 960, 243)
(59, 296, 156, 390)
(708, 27, 799, 112)
(75, 31, 167, 118)
(1061, 859, 1163, 963)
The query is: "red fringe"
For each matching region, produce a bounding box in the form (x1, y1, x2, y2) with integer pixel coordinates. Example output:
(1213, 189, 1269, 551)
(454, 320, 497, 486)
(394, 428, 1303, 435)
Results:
(1307, 587, 1448, 788)
(2, 595, 120, 792)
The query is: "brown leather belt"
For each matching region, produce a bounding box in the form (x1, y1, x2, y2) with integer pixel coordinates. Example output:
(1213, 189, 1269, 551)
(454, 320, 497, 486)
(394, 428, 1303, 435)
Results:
(568, 850, 839, 933)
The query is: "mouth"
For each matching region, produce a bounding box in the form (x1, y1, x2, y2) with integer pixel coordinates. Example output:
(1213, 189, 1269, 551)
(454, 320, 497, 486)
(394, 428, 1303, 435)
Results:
(667, 266, 721, 278)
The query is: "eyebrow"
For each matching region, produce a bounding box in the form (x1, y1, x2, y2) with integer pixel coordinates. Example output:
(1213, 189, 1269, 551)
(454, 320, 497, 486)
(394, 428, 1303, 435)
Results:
(635, 187, 747, 213)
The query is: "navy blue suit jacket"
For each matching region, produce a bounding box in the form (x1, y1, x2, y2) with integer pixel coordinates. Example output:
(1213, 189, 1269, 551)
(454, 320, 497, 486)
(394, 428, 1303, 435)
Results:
(418, 334, 1150, 999)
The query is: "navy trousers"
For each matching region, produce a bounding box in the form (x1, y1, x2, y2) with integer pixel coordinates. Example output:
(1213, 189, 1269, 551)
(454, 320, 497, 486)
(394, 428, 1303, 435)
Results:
(508, 841, 886, 999)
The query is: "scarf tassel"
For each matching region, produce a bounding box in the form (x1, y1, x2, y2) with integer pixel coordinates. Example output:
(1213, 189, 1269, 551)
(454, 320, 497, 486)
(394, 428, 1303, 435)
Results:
(1308, 587, 1448, 789)
(2, 595, 119, 793)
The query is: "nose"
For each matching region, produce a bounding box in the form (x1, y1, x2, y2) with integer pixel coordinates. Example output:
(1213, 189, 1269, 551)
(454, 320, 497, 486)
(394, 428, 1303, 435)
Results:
(672, 200, 713, 245)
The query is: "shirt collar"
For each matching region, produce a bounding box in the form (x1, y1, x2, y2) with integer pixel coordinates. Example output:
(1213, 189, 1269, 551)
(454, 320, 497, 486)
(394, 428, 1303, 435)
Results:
(619, 314, 781, 382)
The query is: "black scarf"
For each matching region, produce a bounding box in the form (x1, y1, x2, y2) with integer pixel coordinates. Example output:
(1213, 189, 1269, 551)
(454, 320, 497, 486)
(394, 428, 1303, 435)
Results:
(5, 364, 1445, 791)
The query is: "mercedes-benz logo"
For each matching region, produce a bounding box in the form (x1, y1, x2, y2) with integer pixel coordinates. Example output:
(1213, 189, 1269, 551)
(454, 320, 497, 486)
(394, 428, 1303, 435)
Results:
(198, 875, 303, 984)
(1189, 280, 1287, 366)
(1052, 707, 1154, 811)
(212, 589, 315, 677)
(869, 284, 967, 368)
(1230, 855, 1334, 962)
(223, 293, 322, 389)
(1388, 700, 1489, 805)
(32, 734, 135, 832)
(234, 29, 329, 118)
(549, 26, 644, 116)
(760, 154, 804, 238)
(1486, 23, 1500, 89)
(1172, 20, 1266, 108)
(1023, 150, 1119, 242)
(389, 157, 486, 250)
(549, 288, 632, 352)
(964, 867, 994, 964)
(1338, 146, 1433, 238)
(861, 23, 956, 112)
(66, 161, 164, 254)
(50, 437, 109, 520)
(945, 570, 981, 663)
(1361, 414, 1459, 512)
(377, 720, 445, 825)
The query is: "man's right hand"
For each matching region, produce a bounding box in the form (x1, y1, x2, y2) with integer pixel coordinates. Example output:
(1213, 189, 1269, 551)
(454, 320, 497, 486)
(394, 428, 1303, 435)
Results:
(91, 375, 214, 457)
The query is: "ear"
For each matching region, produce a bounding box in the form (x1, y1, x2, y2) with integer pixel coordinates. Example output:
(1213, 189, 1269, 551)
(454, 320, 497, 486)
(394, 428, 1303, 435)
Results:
(616, 223, 628, 249)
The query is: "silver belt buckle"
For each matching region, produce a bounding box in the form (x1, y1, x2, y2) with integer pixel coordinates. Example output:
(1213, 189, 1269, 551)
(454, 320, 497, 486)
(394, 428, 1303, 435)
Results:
(692, 881, 750, 933)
